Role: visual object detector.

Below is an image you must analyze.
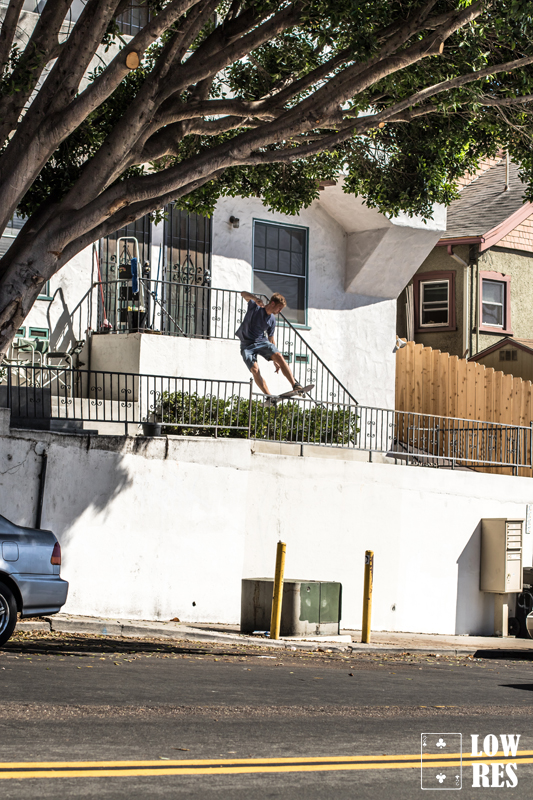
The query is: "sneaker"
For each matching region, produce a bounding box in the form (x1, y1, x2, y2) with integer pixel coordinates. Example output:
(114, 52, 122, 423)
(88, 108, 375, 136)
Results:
(292, 382, 304, 396)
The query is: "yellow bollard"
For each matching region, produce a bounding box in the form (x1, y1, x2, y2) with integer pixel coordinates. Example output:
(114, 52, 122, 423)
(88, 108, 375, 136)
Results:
(361, 550, 374, 643)
(270, 541, 286, 640)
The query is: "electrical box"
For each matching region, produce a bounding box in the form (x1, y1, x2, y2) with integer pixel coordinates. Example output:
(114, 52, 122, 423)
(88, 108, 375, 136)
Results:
(480, 518, 524, 593)
(240, 579, 342, 636)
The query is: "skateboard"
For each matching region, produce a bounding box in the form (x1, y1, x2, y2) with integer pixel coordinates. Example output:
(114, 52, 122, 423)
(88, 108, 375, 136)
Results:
(266, 384, 315, 405)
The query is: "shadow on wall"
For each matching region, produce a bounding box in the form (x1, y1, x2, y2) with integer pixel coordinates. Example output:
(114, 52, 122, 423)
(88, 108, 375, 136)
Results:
(47, 287, 92, 352)
(455, 522, 494, 635)
(0, 434, 133, 544)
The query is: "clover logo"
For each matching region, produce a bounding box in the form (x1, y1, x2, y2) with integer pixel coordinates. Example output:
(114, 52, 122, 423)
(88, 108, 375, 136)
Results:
(436, 773, 446, 784)
(436, 738, 446, 748)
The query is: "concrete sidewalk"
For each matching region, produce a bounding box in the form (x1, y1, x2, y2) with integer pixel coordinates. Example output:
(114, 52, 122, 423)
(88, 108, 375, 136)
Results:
(14, 614, 533, 656)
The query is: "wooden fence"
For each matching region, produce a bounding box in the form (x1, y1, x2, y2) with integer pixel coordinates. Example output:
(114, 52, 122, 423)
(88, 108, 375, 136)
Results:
(395, 341, 533, 476)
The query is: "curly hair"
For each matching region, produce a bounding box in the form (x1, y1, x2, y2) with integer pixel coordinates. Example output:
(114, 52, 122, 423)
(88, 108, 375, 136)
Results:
(270, 292, 287, 308)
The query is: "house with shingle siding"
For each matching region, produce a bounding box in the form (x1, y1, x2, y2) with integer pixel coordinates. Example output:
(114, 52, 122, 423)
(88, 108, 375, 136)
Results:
(396, 157, 533, 378)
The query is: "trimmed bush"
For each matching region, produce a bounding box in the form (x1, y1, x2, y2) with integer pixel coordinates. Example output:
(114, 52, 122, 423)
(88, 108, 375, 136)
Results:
(154, 391, 358, 445)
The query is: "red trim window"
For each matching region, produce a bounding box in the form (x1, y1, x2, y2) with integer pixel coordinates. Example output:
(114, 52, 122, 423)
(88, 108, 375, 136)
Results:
(413, 270, 456, 332)
(479, 271, 512, 335)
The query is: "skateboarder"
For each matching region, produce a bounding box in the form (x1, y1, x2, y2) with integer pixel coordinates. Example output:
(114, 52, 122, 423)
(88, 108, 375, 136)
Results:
(237, 291, 304, 398)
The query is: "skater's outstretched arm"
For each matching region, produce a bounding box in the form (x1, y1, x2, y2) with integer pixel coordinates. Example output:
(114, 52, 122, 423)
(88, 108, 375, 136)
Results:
(240, 291, 264, 307)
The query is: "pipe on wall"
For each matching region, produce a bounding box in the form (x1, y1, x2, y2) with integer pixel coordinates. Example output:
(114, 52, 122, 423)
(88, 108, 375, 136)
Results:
(447, 245, 470, 358)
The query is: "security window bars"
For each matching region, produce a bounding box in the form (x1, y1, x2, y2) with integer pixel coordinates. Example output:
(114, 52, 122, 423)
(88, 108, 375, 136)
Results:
(253, 221, 307, 325)
(163, 206, 212, 337)
(3, 212, 25, 237)
(99, 214, 152, 333)
(482, 279, 505, 328)
(164, 206, 212, 287)
(116, 3, 151, 35)
(419, 280, 449, 327)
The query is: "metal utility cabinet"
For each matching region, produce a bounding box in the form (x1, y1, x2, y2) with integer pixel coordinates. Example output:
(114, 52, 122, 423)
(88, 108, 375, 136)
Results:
(241, 579, 342, 637)
(480, 519, 523, 593)
(480, 518, 524, 636)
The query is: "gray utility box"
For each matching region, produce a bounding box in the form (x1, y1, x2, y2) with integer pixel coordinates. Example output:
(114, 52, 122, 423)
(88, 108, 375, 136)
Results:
(241, 578, 342, 637)
(480, 518, 524, 593)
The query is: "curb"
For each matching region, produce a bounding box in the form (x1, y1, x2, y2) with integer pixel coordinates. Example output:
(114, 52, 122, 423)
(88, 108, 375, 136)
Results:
(14, 618, 510, 656)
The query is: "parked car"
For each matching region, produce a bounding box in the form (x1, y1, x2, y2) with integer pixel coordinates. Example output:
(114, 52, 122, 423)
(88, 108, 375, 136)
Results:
(0, 514, 68, 646)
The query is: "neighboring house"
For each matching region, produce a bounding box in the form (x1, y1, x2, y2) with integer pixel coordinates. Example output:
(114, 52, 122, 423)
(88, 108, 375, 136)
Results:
(469, 337, 533, 381)
(396, 157, 533, 371)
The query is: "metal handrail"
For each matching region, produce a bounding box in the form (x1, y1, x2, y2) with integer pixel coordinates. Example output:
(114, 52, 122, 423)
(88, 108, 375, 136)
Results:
(1, 365, 531, 472)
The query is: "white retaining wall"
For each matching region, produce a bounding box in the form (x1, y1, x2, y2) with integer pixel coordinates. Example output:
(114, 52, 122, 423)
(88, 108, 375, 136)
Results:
(1, 419, 532, 636)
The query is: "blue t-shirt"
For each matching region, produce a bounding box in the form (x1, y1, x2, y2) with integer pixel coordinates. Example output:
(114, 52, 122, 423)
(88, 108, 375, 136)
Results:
(236, 300, 276, 345)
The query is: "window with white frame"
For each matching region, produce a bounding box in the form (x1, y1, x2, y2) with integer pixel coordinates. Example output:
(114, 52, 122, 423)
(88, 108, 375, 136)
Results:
(253, 221, 307, 325)
(419, 279, 450, 327)
(482, 279, 505, 328)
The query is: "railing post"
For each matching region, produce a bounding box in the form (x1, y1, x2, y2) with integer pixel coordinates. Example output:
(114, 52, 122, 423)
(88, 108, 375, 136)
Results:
(247, 378, 253, 439)
(7, 364, 12, 411)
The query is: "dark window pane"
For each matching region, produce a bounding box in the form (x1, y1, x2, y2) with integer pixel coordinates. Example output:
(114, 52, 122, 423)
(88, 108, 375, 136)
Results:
(278, 249, 291, 273)
(291, 229, 305, 253)
(254, 248, 265, 271)
(421, 308, 448, 325)
(422, 282, 448, 303)
(255, 223, 266, 248)
(290, 252, 304, 275)
(254, 272, 305, 325)
(266, 225, 278, 248)
(279, 227, 292, 251)
(265, 248, 279, 271)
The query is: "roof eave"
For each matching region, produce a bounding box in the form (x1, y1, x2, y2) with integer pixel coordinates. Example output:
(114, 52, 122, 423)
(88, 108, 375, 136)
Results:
(479, 201, 533, 252)
(436, 236, 484, 246)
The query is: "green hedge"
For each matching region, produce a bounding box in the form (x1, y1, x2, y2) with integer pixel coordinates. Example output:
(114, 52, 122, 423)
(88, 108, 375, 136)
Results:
(154, 391, 358, 445)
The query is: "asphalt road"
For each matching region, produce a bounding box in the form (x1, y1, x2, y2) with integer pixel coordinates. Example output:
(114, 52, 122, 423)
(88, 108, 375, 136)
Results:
(1, 631, 533, 799)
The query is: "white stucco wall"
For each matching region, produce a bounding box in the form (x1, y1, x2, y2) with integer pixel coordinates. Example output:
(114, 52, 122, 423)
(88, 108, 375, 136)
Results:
(16, 245, 93, 356)
(1, 423, 532, 637)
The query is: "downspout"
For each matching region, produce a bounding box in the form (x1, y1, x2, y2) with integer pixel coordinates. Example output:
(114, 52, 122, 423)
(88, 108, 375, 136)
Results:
(34, 442, 47, 529)
(447, 245, 469, 358)
(476, 251, 480, 356)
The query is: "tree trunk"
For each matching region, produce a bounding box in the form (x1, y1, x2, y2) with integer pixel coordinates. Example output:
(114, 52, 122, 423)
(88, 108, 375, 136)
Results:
(0, 236, 58, 362)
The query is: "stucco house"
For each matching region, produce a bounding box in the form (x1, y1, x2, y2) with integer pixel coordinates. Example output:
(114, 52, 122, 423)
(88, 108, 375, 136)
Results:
(5, 184, 445, 415)
(396, 157, 533, 371)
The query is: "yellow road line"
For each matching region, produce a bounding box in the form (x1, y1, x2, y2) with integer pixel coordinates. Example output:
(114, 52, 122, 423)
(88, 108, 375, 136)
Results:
(0, 753, 531, 780)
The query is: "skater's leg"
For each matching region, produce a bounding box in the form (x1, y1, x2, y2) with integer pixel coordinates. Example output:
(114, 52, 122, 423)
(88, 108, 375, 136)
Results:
(271, 351, 299, 389)
(250, 362, 271, 395)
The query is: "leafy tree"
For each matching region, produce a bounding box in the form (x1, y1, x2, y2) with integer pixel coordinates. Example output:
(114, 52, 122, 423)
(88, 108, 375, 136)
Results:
(2, 0, 533, 361)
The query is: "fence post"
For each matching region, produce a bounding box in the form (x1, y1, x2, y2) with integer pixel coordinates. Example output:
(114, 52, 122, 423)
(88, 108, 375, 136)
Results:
(247, 378, 253, 438)
(7, 364, 12, 411)
(270, 541, 286, 640)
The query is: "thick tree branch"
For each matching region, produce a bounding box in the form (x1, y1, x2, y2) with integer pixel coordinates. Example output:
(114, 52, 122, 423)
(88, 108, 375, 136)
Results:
(0, 0, 25, 77)
(0, 0, 73, 141)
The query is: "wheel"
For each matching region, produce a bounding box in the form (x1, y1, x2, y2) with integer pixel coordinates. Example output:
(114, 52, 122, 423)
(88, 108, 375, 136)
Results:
(508, 617, 520, 637)
(0, 581, 17, 647)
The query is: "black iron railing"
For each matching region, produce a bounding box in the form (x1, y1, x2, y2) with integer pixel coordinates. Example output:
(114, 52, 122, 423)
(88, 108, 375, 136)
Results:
(1, 365, 532, 472)
(95, 280, 357, 406)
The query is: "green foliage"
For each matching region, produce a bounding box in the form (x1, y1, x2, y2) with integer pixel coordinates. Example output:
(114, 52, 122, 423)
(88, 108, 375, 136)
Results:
(9, 0, 533, 222)
(154, 390, 359, 445)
